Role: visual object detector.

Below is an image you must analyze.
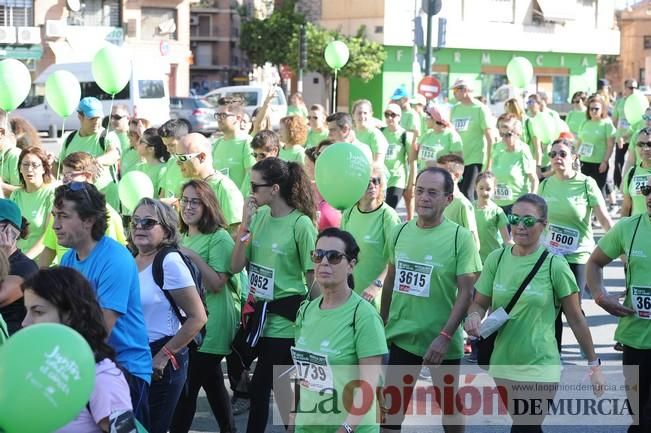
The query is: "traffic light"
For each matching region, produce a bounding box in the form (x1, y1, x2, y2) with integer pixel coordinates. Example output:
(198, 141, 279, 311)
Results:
(299, 25, 307, 70)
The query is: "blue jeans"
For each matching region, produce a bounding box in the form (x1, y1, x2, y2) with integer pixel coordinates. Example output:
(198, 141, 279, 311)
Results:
(149, 337, 189, 433)
(122, 369, 151, 431)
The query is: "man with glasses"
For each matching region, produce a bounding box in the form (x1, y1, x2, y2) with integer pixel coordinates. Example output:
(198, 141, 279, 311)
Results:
(54, 182, 152, 429)
(212, 96, 254, 194)
(621, 128, 651, 217)
(111, 103, 131, 154)
(305, 104, 329, 149)
(0, 110, 24, 197)
(176, 133, 243, 233)
(158, 119, 190, 204)
(450, 79, 495, 200)
(380, 167, 481, 433)
(59, 97, 121, 210)
(587, 175, 651, 433)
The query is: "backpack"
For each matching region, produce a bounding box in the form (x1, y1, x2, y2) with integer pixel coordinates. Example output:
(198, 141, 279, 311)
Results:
(152, 246, 207, 349)
(63, 129, 108, 153)
(380, 127, 408, 149)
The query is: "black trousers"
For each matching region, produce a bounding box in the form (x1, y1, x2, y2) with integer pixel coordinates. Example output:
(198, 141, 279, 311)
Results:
(459, 163, 482, 201)
(555, 262, 587, 353)
(623, 345, 651, 433)
(581, 161, 608, 197)
(493, 378, 559, 433)
(386, 186, 404, 209)
(615, 142, 630, 188)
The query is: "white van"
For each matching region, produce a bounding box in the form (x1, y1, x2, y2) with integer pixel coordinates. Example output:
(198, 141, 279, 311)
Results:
(204, 85, 287, 130)
(14, 61, 170, 136)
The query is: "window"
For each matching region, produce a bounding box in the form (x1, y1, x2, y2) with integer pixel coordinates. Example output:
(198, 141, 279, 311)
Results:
(141, 8, 177, 40)
(138, 80, 165, 99)
(67, 0, 120, 27)
(640, 68, 646, 85)
(482, 74, 509, 102)
(81, 81, 130, 100)
(551, 76, 569, 105)
(431, 73, 449, 103)
(0, 0, 34, 27)
(198, 15, 211, 37)
(195, 43, 212, 67)
(644, 36, 651, 50)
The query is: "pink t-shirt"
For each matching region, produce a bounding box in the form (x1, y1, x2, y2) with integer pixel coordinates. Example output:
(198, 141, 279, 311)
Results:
(55, 358, 133, 433)
(314, 187, 341, 232)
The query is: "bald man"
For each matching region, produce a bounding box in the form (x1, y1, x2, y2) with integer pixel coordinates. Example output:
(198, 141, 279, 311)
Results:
(176, 133, 244, 232)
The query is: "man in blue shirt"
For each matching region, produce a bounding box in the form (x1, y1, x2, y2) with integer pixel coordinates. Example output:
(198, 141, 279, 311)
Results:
(53, 181, 152, 429)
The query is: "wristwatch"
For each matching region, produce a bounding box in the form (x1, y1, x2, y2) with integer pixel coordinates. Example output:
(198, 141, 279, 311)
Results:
(588, 358, 601, 367)
(373, 279, 383, 288)
(342, 423, 354, 433)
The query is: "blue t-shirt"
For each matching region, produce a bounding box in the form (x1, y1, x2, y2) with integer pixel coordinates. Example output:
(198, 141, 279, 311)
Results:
(61, 236, 152, 382)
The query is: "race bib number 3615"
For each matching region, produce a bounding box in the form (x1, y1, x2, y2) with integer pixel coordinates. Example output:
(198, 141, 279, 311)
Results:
(632, 286, 651, 319)
(394, 260, 432, 297)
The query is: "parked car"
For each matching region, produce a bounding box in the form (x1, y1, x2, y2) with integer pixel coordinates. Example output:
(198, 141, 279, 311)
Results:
(203, 85, 287, 130)
(169, 97, 218, 136)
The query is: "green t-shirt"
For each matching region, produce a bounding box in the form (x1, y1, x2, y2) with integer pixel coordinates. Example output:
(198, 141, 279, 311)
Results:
(476, 245, 578, 382)
(212, 135, 254, 193)
(385, 218, 482, 358)
(577, 119, 616, 164)
(381, 127, 409, 189)
(0, 147, 21, 187)
(279, 145, 306, 165)
(416, 129, 463, 170)
(160, 157, 185, 199)
(623, 164, 651, 216)
(528, 111, 560, 167)
(246, 208, 317, 338)
(629, 120, 648, 165)
(43, 203, 126, 265)
(355, 128, 389, 159)
(474, 202, 508, 263)
(10, 183, 56, 255)
(565, 110, 587, 139)
(539, 173, 606, 264)
(203, 173, 244, 227)
(305, 129, 329, 149)
(117, 131, 130, 154)
(614, 97, 633, 141)
(132, 161, 167, 197)
(597, 214, 651, 349)
(182, 229, 241, 355)
(450, 101, 491, 165)
(294, 292, 388, 433)
(443, 191, 478, 242)
(491, 141, 536, 206)
(287, 105, 308, 118)
(400, 109, 421, 134)
(120, 147, 140, 176)
(419, 112, 429, 137)
(340, 203, 401, 309)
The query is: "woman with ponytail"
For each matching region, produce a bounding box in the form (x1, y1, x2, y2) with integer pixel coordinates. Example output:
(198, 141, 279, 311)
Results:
(231, 157, 317, 433)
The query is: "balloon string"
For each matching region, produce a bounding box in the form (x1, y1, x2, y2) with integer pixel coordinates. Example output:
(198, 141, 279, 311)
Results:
(107, 94, 115, 135)
(57, 118, 66, 179)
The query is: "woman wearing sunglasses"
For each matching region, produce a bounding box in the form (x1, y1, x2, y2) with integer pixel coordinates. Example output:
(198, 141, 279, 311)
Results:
(231, 157, 317, 433)
(133, 128, 170, 197)
(291, 228, 387, 433)
(565, 91, 588, 139)
(22, 267, 137, 433)
(621, 107, 651, 190)
(170, 180, 241, 433)
(621, 127, 651, 217)
(128, 198, 207, 433)
(465, 193, 605, 432)
(380, 104, 410, 210)
(352, 99, 389, 164)
(341, 164, 401, 309)
(575, 94, 616, 198)
(490, 113, 538, 215)
(538, 138, 612, 349)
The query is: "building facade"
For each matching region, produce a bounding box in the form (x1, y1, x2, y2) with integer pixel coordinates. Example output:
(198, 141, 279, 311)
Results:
(612, 1, 651, 92)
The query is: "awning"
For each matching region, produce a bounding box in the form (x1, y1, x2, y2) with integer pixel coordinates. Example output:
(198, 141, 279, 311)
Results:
(534, 0, 576, 22)
(0, 45, 43, 60)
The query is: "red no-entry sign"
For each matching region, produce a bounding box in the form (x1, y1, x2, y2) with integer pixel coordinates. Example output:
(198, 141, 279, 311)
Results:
(418, 76, 441, 99)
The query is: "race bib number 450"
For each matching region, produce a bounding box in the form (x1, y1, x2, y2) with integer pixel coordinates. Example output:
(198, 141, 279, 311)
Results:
(394, 260, 432, 297)
(632, 286, 651, 319)
(249, 263, 275, 300)
(291, 347, 334, 393)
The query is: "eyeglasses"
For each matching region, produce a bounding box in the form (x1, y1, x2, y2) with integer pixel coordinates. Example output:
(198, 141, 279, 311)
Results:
(627, 86, 636, 90)
(548, 150, 569, 159)
(369, 176, 381, 186)
(175, 152, 201, 163)
(526, 100, 536, 105)
(571, 99, 580, 104)
(20, 162, 42, 170)
(111, 114, 127, 121)
(642, 114, 651, 121)
(130, 217, 160, 230)
(589, 106, 601, 112)
(507, 214, 545, 227)
(640, 185, 651, 196)
(435, 121, 447, 127)
(66, 181, 92, 204)
(250, 182, 274, 193)
(500, 131, 515, 138)
(307, 116, 319, 120)
(215, 112, 236, 120)
(310, 249, 348, 264)
(384, 112, 399, 118)
(180, 197, 203, 208)
(62, 171, 86, 181)
(251, 151, 269, 160)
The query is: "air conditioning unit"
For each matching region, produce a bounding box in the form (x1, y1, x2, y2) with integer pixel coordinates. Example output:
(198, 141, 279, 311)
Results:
(0, 27, 17, 44)
(45, 20, 67, 38)
(17, 27, 41, 44)
(190, 16, 199, 26)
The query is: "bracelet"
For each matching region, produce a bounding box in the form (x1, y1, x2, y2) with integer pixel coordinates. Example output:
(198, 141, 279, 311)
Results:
(587, 357, 601, 367)
(162, 345, 180, 370)
(595, 293, 605, 305)
(439, 330, 452, 341)
(238, 226, 251, 244)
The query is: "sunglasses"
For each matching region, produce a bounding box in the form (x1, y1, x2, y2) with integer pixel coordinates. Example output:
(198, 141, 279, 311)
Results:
(500, 131, 515, 138)
(215, 112, 236, 120)
(175, 152, 201, 163)
(310, 249, 348, 264)
(250, 182, 274, 193)
(384, 112, 399, 118)
(642, 114, 651, 121)
(589, 106, 601, 112)
(435, 121, 446, 127)
(507, 214, 545, 227)
(179, 197, 203, 208)
(111, 114, 127, 121)
(637, 141, 651, 149)
(131, 217, 160, 230)
(526, 100, 536, 105)
(66, 181, 93, 203)
(369, 176, 381, 186)
(251, 152, 270, 160)
(548, 150, 569, 159)
(307, 116, 319, 120)
(571, 99, 580, 103)
(641, 185, 651, 196)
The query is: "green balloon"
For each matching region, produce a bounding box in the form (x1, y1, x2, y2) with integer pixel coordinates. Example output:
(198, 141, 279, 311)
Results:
(506, 57, 533, 89)
(118, 170, 154, 213)
(91, 45, 132, 95)
(315, 142, 371, 210)
(0, 59, 32, 112)
(324, 41, 350, 70)
(0, 323, 96, 433)
(45, 71, 81, 118)
(531, 112, 559, 144)
(624, 91, 649, 125)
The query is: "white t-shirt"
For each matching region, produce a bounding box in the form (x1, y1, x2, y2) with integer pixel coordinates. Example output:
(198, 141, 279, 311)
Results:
(139, 252, 195, 342)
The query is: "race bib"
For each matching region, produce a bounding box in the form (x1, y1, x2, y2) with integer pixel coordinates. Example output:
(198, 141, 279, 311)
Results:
(494, 184, 512, 201)
(291, 347, 334, 393)
(631, 286, 651, 319)
(386, 144, 399, 160)
(219, 167, 230, 177)
(394, 260, 432, 297)
(418, 144, 440, 161)
(249, 263, 275, 300)
(545, 224, 580, 255)
(453, 118, 470, 132)
(578, 143, 594, 157)
(632, 175, 650, 195)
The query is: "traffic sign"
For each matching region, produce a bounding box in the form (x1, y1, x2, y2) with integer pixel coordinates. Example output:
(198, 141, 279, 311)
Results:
(418, 76, 441, 99)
